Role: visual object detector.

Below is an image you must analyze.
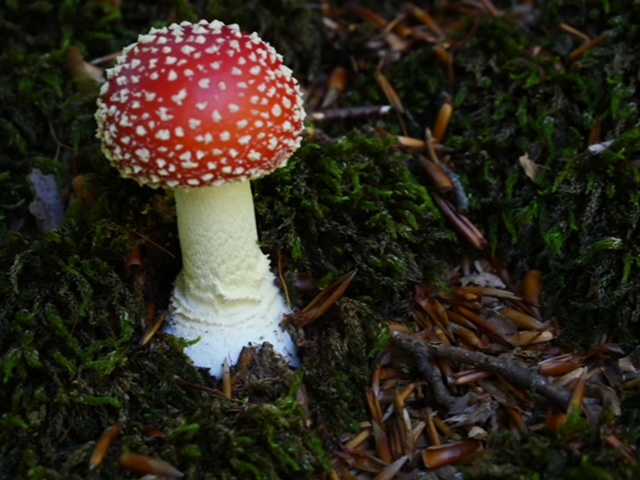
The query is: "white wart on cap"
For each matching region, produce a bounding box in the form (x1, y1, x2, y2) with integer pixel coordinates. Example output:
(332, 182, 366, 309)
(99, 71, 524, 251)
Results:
(96, 20, 305, 189)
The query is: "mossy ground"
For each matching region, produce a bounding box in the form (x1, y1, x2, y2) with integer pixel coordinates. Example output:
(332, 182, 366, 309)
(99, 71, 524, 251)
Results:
(2, 0, 640, 478)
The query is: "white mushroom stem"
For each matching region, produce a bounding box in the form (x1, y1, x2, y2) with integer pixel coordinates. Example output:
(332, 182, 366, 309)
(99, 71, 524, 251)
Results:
(165, 180, 297, 376)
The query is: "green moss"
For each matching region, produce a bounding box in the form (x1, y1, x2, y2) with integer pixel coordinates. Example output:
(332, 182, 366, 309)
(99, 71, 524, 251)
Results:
(327, 0, 640, 344)
(5, 0, 640, 476)
(301, 298, 387, 429)
(256, 132, 451, 310)
(2, 3, 409, 474)
(442, 3, 640, 342)
(329, 0, 640, 343)
(254, 132, 452, 428)
(463, 425, 640, 480)
(0, 219, 328, 478)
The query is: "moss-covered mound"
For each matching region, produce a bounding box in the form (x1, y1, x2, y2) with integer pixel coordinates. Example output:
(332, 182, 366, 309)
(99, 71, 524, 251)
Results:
(337, 0, 640, 343)
(0, 1, 453, 471)
(257, 133, 452, 308)
(449, 3, 640, 342)
(0, 221, 329, 479)
(3, 0, 640, 477)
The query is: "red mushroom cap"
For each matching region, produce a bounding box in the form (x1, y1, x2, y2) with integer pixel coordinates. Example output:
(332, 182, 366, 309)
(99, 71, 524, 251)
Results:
(96, 20, 305, 189)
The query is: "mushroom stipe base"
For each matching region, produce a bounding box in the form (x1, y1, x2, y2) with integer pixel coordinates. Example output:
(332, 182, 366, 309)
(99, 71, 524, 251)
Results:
(167, 181, 298, 375)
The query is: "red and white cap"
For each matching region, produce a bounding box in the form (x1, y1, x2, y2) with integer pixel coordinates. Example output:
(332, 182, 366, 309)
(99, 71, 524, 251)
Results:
(96, 20, 305, 189)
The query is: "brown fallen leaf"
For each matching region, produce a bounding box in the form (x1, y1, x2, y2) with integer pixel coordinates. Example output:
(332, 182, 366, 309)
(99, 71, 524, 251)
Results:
(291, 269, 357, 327)
(518, 153, 542, 182)
(120, 453, 183, 478)
(422, 440, 480, 468)
(65, 45, 105, 92)
(89, 422, 121, 469)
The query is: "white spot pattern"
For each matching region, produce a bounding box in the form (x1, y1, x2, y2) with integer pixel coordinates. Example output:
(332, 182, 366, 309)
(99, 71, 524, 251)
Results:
(95, 20, 305, 189)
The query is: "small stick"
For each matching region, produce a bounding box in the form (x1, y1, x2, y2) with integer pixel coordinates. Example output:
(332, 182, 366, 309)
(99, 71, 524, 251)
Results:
(307, 105, 391, 122)
(559, 23, 590, 42)
(393, 335, 471, 414)
(392, 332, 570, 410)
(569, 31, 610, 61)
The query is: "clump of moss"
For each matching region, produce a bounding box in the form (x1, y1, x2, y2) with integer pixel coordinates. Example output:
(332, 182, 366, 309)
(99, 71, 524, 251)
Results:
(298, 298, 388, 430)
(517, 130, 640, 342)
(256, 132, 452, 309)
(3, 1, 454, 475)
(331, 1, 640, 343)
(0, 219, 328, 479)
(463, 420, 640, 480)
(444, 3, 640, 343)
(254, 132, 453, 428)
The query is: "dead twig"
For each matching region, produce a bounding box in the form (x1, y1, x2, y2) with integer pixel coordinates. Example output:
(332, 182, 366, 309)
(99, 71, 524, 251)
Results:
(391, 332, 571, 409)
(392, 334, 471, 415)
(291, 269, 357, 327)
(308, 105, 392, 122)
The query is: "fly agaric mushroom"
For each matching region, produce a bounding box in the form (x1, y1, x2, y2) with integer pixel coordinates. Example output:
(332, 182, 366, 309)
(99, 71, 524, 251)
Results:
(95, 20, 305, 376)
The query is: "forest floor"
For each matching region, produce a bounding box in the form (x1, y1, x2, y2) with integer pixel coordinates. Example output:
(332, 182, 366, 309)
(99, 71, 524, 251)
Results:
(2, 1, 640, 479)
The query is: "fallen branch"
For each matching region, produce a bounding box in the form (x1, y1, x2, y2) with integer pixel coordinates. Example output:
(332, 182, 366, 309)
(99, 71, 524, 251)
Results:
(391, 333, 472, 415)
(392, 332, 570, 410)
